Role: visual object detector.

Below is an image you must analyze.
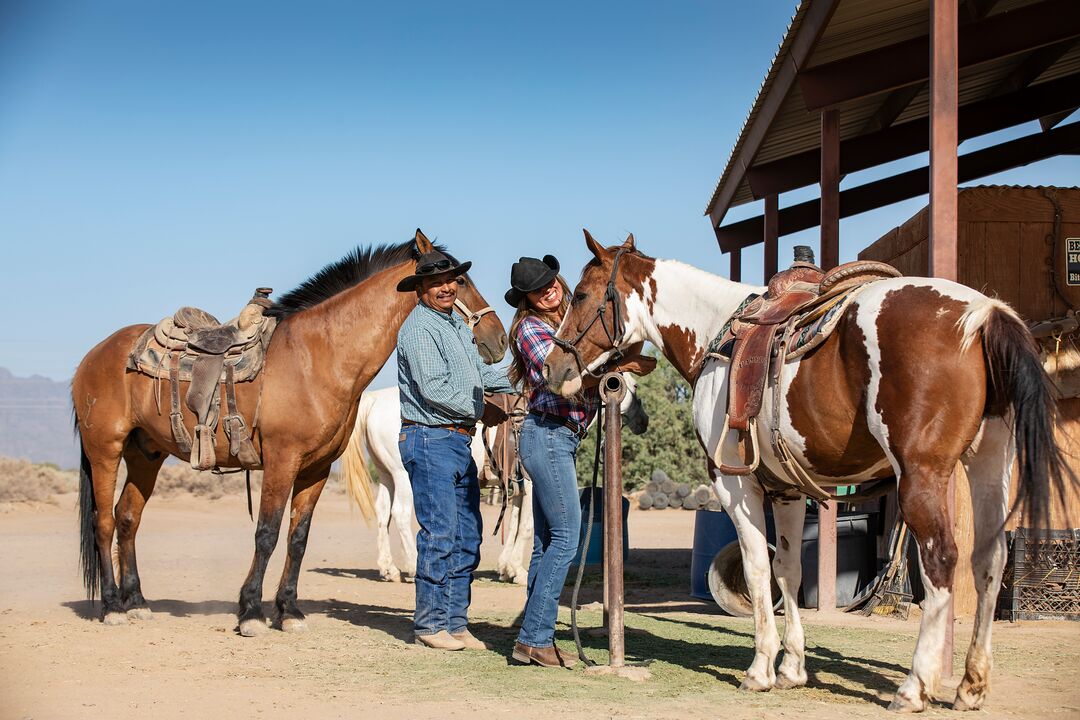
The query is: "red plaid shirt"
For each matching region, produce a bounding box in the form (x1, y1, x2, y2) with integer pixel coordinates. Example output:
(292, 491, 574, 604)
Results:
(515, 315, 598, 430)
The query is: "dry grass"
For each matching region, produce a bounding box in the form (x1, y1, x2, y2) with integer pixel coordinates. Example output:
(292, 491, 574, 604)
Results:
(0, 456, 77, 503)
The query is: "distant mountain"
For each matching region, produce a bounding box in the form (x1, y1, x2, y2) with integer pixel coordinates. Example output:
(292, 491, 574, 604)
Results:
(0, 368, 79, 469)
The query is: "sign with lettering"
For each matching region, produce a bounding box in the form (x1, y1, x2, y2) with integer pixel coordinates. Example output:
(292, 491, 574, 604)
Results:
(1069, 238, 1080, 286)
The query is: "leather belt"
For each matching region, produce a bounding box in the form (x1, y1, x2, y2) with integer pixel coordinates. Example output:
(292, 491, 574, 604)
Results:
(529, 410, 587, 437)
(401, 419, 476, 436)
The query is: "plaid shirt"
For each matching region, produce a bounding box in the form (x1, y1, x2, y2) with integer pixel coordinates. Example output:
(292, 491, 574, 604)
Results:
(398, 302, 514, 425)
(515, 315, 598, 431)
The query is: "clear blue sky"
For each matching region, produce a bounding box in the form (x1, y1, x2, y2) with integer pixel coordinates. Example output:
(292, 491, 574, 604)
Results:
(1, 1, 1076, 387)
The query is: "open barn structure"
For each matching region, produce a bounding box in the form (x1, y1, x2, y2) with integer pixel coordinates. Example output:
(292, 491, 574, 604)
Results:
(703, 0, 1080, 671)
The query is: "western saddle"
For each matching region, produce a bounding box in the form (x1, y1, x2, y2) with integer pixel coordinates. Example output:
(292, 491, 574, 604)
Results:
(707, 247, 901, 498)
(127, 288, 278, 471)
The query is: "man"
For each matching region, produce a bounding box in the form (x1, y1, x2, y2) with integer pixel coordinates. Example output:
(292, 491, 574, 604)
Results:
(396, 248, 513, 651)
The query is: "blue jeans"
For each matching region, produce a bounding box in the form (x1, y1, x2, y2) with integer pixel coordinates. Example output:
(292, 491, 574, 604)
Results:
(516, 414, 583, 648)
(399, 424, 483, 636)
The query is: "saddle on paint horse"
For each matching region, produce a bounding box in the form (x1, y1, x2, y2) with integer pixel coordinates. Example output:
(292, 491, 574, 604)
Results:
(710, 249, 901, 491)
(126, 288, 278, 471)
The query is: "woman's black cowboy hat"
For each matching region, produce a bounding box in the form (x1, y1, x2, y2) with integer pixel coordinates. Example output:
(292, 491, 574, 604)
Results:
(504, 255, 560, 307)
(396, 250, 472, 292)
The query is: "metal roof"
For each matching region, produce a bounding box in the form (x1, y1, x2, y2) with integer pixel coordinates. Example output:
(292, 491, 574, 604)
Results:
(705, 0, 1080, 237)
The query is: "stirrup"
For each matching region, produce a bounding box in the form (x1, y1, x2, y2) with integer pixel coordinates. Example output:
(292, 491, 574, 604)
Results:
(712, 415, 761, 476)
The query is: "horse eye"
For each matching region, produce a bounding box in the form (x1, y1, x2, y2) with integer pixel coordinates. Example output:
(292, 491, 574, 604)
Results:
(455, 277, 465, 286)
(572, 292, 587, 305)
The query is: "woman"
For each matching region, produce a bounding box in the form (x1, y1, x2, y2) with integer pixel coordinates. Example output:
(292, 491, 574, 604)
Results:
(504, 254, 594, 669)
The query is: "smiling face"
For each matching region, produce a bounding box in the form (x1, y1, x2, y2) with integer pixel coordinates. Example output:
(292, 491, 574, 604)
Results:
(417, 272, 460, 313)
(526, 277, 563, 313)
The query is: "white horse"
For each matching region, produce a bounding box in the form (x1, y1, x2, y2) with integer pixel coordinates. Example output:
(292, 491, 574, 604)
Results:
(346, 378, 648, 583)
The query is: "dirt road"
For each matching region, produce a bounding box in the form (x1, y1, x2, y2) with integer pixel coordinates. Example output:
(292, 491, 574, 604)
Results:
(2, 491, 1077, 719)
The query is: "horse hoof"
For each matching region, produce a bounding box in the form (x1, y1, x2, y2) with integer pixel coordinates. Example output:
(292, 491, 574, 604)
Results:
(380, 570, 402, 583)
(739, 677, 772, 692)
(774, 673, 806, 690)
(887, 694, 925, 713)
(402, 574, 415, 584)
(952, 690, 984, 711)
(239, 618, 269, 637)
(126, 607, 154, 621)
(103, 612, 128, 626)
(281, 617, 307, 633)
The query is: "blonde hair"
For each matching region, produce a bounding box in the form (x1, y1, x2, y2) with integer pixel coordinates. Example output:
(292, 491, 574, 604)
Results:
(508, 275, 572, 389)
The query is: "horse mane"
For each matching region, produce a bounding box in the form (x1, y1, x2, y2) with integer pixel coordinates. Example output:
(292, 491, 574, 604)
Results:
(267, 240, 445, 319)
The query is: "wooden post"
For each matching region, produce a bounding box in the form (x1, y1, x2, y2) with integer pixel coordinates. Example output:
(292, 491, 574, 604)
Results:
(816, 108, 840, 612)
(600, 373, 627, 668)
(764, 194, 779, 280)
(931, 0, 959, 678)
(729, 247, 742, 282)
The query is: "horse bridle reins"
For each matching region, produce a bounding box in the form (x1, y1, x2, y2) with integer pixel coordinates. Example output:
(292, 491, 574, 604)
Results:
(552, 246, 631, 379)
(453, 297, 496, 329)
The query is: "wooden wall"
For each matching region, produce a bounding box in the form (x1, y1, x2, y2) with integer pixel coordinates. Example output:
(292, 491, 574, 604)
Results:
(859, 186, 1080, 615)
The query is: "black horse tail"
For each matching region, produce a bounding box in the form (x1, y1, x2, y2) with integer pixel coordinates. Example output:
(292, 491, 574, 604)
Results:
(74, 413, 99, 602)
(968, 300, 1072, 534)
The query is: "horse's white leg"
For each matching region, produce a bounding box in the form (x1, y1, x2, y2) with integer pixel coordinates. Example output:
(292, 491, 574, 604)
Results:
(512, 479, 534, 585)
(373, 476, 399, 582)
(712, 471, 781, 692)
(953, 417, 1013, 711)
(771, 496, 808, 690)
(497, 492, 521, 581)
(389, 468, 417, 579)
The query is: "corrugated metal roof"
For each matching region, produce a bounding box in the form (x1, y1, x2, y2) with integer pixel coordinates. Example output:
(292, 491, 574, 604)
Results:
(705, 0, 1076, 224)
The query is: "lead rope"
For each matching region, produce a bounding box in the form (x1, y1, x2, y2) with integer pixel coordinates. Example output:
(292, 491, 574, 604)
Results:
(571, 405, 602, 667)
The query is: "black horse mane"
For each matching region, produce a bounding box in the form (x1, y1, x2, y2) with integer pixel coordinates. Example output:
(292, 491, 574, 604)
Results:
(267, 240, 444, 319)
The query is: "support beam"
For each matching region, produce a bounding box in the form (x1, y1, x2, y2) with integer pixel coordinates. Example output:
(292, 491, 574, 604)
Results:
(989, 39, 1078, 97)
(729, 247, 742, 282)
(797, 0, 1080, 111)
(764, 194, 779, 280)
(820, 109, 840, 271)
(816, 496, 837, 612)
(1041, 108, 1078, 132)
(715, 121, 1080, 252)
(746, 72, 1080, 200)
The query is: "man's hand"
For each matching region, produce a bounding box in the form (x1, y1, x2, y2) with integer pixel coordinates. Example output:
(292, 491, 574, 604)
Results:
(481, 400, 509, 427)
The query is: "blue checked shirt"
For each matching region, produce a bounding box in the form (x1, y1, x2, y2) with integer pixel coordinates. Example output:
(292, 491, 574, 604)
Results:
(397, 302, 514, 425)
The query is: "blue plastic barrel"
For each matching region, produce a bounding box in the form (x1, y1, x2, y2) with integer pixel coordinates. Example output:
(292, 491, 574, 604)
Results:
(573, 487, 629, 565)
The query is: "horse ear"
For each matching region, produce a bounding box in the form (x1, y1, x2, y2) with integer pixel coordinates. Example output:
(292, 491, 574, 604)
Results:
(583, 229, 605, 259)
(623, 233, 635, 250)
(414, 228, 434, 254)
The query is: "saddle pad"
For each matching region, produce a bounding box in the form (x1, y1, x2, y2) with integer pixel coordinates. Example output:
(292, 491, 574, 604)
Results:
(126, 317, 277, 383)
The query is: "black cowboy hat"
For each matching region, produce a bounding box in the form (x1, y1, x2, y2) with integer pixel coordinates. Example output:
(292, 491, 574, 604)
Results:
(396, 250, 472, 292)
(504, 255, 560, 307)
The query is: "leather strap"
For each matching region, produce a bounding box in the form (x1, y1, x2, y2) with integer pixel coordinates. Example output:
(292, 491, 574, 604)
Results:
(401, 419, 475, 436)
(169, 354, 193, 455)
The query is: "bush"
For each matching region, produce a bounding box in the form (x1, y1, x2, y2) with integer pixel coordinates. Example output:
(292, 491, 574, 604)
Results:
(0, 456, 78, 503)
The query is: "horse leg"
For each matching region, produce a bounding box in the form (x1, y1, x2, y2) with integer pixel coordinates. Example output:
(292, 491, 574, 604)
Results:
(83, 438, 126, 625)
(953, 417, 1014, 711)
(390, 468, 417, 580)
(712, 472, 781, 691)
(115, 440, 164, 619)
(512, 479, 534, 585)
(273, 468, 330, 632)
(237, 459, 297, 637)
(374, 475, 400, 582)
(890, 473, 958, 712)
(771, 495, 808, 690)
(497, 492, 521, 582)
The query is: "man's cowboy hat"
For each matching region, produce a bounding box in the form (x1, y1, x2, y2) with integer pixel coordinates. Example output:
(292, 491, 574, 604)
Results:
(504, 255, 560, 307)
(396, 250, 472, 292)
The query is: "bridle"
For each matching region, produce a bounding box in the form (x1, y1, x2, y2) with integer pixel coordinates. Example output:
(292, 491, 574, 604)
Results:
(552, 246, 631, 379)
(453, 297, 496, 329)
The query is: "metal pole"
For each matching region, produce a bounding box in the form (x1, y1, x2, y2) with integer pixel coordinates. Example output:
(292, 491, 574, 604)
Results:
(600, 372, 627, 668)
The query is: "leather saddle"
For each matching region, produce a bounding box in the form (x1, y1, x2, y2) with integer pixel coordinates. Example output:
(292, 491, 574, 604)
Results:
(715, 258, 901, 477)
(127, 288, 278, 471)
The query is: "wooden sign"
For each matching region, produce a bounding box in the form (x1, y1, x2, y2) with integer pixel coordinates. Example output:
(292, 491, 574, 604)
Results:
(1069, 238, 1080, 287)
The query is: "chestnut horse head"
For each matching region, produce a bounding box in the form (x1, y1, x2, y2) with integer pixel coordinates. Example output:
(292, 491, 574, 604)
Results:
(72, 228, 506, 637)
(545, 229, 1073, 713)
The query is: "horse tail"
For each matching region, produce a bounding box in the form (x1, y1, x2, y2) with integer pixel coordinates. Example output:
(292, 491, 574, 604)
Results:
(341, 398, 377, 523)
(74, 413, 99, 602)
(961, 298, 1071, 532)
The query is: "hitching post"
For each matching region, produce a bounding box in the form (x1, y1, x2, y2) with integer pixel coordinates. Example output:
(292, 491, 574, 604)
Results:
(600, 371, 627, 668)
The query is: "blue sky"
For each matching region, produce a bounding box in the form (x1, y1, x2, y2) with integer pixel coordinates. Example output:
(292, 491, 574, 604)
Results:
(1, 1, 1076, 387)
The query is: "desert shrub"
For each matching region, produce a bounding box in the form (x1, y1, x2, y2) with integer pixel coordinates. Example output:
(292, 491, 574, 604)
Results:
(0, 456, 78, 503)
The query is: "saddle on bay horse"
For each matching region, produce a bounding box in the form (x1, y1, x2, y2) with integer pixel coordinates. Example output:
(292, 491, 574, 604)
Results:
(127, 288, 278, 471)
(708, 247, 901, 496)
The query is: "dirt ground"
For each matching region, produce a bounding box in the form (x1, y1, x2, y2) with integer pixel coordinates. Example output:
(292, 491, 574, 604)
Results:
(2, 490, 1078, 720)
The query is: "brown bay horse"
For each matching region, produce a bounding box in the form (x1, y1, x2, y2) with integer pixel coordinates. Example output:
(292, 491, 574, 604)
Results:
(544, 231, 1071, 712)
(72, 230, 507, 636)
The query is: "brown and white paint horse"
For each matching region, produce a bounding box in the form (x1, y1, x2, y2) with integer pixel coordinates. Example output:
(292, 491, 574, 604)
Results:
(72, 230, 507, 636)
(544, 231, 1069, 712)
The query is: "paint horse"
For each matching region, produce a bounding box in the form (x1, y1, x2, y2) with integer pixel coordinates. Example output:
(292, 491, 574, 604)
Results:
(342, 375, 649, 583)
(543, 231, 1070, 712)
(72, 230, 506, 636)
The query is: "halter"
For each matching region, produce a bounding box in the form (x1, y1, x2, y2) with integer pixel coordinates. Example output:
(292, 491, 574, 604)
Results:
(552, 246, 631, 379)
(453, 297, 496, 329)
